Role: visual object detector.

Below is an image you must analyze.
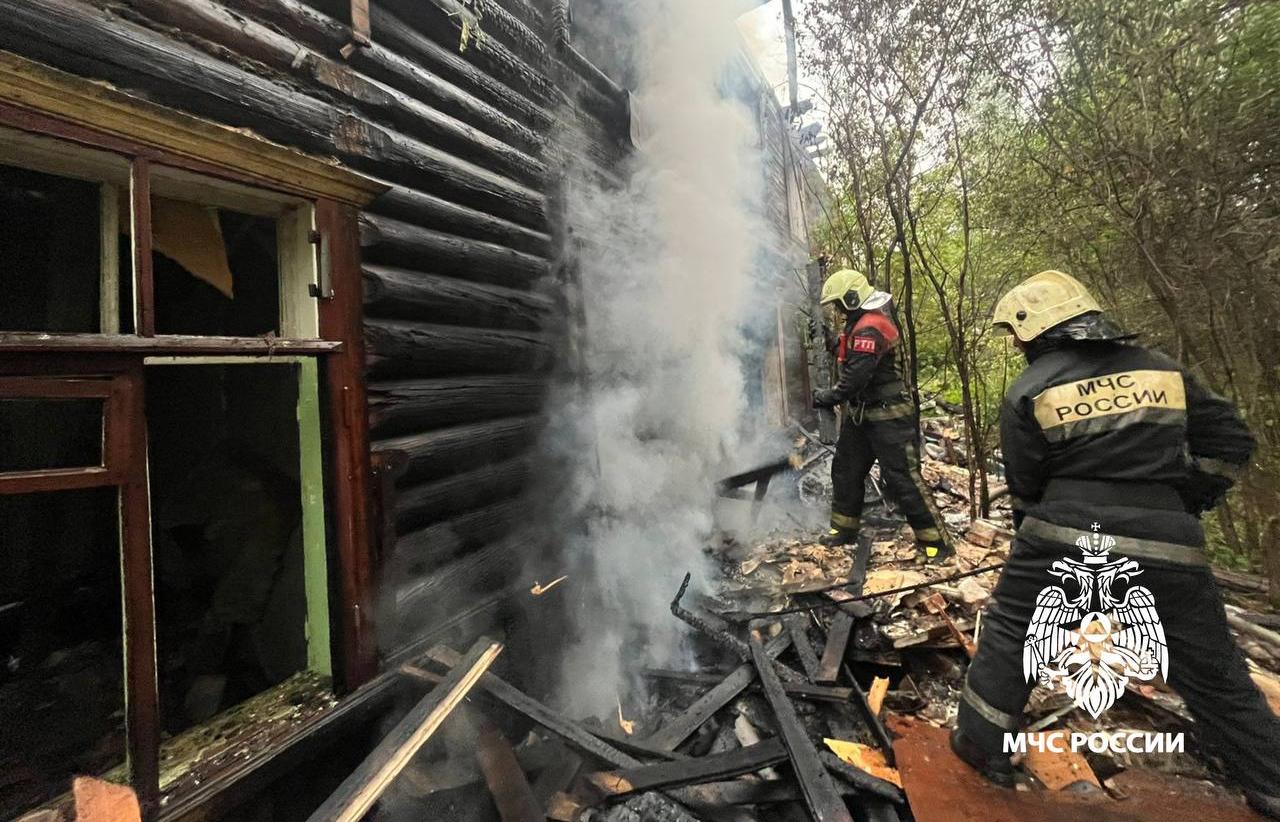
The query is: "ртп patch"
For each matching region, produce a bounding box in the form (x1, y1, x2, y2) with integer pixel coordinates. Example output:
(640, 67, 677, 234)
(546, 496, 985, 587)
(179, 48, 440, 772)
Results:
(1032, 369, 1186, 431)
(851, 336, 877, 354)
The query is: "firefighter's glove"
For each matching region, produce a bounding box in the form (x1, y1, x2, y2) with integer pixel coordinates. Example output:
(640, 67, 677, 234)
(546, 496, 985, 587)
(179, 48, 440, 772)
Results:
(813, 389, 840, 409)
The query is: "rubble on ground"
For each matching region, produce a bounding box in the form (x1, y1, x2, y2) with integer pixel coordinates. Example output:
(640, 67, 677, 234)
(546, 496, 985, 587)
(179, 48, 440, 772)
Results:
(377, 416, 1279, 821)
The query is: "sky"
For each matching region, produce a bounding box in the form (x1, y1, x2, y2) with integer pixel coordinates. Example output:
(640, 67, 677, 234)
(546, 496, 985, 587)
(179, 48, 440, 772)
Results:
(736, 1, 828, 145)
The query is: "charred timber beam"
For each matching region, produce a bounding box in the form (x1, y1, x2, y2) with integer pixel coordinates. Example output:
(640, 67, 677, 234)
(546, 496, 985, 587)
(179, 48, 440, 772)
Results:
(818, 752, 905, 805)
(390, 579, 528, 656)
(643, 669, 856, 703)
(392, 533, 533, 634)
(364, 320, 552, 379)
(388, 494, 529, 576)
(645, 633, 791, 752)
(379, 0, 553, 102)
(306, 639, 503, 822)
(817, 613, 855, 685)
(374, 414, 545, 485)
(371, 186, 551, 259)
(748, 627, 855, 822)
(372, 5, 551, 127)
(393, 455, 535, 533)
(116, 0, 545, 182)
(217, 0, 544, 148)
(428, 0, 550, 72)
(360, 213, 549, 287)
(367, 376, 547, 435)
(0, 0, 547, 228)
(786, 615, 824, 683)
(675, 779, 858, 811)
(586, 739, 788, 797)
(362, 265, 554, 331)
(423, 646, 642, 769)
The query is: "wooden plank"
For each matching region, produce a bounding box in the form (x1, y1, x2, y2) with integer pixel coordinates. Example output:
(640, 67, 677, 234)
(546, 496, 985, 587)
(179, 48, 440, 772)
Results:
(130, 156, 154, 337)
(118, 364, 160, 812)
(817, 612, 854, 684)
(643, 669, 854, 703)
(0, 49, 384, 204)
(530, 741, 580, 814)
(423, 648, 641, 769)
(475, 720, 541, 822)
(644, 634, 791, 752)
(788, 614, 824, 682)
(748, 628, 853, 822)
(0, 333, 342, 354)
(349, 0, 370, 42)
(307, 639, 503, 822)
(99, 182, 121, 334)
(586, 739, 788, 797)
(315, 199, 377, 689)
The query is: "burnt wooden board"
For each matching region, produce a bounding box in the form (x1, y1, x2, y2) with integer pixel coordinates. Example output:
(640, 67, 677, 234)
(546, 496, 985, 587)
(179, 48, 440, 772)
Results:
(425, 646, 640, 769)
(748, 628, 853, 822)
(586, 739, 788, 797)
(644, 634, 790, 752)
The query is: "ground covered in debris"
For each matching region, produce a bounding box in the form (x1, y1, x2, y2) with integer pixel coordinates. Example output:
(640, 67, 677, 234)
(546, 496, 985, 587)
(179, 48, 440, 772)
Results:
(384, 419, 1280, 822)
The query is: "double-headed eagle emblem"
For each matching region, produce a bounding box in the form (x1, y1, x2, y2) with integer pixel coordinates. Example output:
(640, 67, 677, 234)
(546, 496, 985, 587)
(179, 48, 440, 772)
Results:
(1023, 524, 1168, 718)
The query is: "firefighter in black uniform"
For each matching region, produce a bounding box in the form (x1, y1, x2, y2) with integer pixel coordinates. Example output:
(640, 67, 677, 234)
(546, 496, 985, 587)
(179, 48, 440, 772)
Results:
(951, 270, 1280, 819)
(812, 269, 953, 563)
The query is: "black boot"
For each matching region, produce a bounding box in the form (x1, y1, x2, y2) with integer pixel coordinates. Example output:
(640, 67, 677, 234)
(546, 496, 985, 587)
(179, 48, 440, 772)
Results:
(819, 527, 858, 547)
(1247, 790, 1280, 820)
(949, 728, 1016, 787)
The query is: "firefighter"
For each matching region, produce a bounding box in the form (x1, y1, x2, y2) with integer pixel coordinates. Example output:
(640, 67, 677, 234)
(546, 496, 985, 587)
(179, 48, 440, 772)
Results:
(812, 269, 953, 563)
(952, 270, 1280, 819)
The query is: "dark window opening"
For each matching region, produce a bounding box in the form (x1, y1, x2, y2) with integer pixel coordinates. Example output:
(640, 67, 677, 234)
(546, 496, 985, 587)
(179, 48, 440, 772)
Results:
(0, 164, 102, 333)
(0, 398, 104, 473)
(0, 487, 124, 818)
(146, 364, 306, 735)
(152, 205, 280, 337)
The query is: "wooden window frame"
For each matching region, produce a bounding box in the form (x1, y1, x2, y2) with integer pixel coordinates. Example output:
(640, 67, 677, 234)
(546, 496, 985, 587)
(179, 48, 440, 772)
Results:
(0, 54, 386, 816)
(0, 374, 132, 492)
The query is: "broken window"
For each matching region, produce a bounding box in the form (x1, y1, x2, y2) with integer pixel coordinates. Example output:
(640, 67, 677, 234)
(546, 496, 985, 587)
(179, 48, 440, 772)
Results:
(147, 361, 329, 735)
(0, 127, 131, 334)
(0, 108, 356, 816)
(0, 487, 125, 818)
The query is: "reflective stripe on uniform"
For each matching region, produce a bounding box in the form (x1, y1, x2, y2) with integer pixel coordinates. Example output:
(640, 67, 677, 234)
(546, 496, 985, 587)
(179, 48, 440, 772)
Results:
(1020, 516, 1208, 567)
(865, 401, 914, 421)
(1040, 407, 1187, 443)
(1032, 369, 1186, 441)
(962, 678, 1021, 731)
(904, 440, 952, 547)
(1194, 456, 1245, 480)
(830, 512, 860, 530)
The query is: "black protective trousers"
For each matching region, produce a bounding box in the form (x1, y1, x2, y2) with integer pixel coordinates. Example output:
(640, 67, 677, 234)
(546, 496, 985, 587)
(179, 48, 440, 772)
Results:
(830, 407, 950, 547)
(957, 498, 1280, 799)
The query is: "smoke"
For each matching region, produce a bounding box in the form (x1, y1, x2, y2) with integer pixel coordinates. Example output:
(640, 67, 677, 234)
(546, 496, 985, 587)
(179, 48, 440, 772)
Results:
(547, 0, 769, 719)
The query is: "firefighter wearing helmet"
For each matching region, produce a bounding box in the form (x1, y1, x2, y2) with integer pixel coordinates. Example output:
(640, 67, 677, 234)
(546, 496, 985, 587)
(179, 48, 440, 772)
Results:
(812, 268, 953, 563)
(950, 271, 1280, 819)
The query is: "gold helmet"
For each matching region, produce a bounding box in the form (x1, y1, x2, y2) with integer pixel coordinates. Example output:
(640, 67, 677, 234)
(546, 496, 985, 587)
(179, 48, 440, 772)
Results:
(820, 269, 876, 311)
(991, 270, 1103, 343)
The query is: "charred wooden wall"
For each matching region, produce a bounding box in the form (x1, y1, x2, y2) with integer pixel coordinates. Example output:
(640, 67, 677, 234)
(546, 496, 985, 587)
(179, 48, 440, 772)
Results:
(0, 0, 629, 665)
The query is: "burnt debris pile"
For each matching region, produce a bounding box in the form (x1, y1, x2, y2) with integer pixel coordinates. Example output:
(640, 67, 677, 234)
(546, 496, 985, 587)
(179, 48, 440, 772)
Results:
(314, 415, 1280, 822)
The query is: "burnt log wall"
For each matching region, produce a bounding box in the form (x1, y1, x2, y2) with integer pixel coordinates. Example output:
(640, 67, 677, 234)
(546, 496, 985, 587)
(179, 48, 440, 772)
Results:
(0, 0, 626, 662)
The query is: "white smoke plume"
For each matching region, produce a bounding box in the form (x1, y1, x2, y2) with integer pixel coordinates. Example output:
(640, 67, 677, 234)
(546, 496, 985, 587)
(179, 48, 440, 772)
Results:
(548, 0, 767, 720)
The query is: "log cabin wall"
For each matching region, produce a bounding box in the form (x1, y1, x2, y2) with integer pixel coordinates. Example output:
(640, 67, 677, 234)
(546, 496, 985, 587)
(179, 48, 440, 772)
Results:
(0, 0, 814, 683)
(0, 0, 631, 673)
